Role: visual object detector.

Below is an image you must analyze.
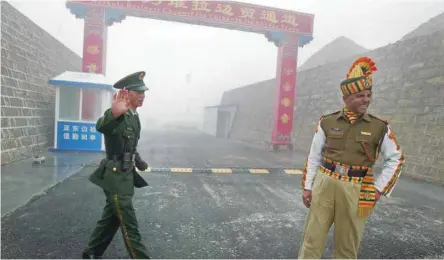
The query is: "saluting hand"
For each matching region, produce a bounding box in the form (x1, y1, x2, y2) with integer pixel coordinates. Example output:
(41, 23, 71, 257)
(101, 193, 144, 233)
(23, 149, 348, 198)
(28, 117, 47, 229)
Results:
(111, 88, 130, 118)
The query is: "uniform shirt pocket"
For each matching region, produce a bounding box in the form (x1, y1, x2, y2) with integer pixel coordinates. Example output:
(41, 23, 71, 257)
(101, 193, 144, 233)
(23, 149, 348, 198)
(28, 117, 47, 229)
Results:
(355, 133, 377, 160)
(122, 127, 134, 139)
(122, 127, 137, 152)
(326, 130, 344, 150)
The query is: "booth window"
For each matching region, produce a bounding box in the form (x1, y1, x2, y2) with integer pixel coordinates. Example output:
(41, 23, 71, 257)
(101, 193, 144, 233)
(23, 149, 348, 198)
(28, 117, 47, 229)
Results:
(59, 86, 80, 120)
(82, 88, 103, 121)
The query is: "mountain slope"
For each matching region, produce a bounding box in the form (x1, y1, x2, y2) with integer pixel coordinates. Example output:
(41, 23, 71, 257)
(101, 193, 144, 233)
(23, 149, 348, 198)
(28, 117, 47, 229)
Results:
(299, 36, 368, 71)
(401, 12, 444, 40)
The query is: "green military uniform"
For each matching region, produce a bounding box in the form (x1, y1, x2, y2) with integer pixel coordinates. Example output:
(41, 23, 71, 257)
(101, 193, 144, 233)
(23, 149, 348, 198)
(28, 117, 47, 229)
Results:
(82, 71, 151, 259)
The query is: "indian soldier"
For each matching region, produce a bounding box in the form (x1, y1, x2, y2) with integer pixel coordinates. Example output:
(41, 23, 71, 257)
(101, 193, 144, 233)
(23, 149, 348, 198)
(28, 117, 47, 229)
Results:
(298, 57, 405, 259)
(82, 71, 151, 259)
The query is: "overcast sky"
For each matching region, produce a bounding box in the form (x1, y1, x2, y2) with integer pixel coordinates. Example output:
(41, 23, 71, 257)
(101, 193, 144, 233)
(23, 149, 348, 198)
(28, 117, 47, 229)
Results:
(9, 0, 444, 125)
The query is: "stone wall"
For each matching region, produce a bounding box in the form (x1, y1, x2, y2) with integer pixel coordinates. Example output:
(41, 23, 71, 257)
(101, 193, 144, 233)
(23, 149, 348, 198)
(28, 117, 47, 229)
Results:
(221, 29, 444, 183)
(1, 1, 82, 164)
(221, 79, 275, 146)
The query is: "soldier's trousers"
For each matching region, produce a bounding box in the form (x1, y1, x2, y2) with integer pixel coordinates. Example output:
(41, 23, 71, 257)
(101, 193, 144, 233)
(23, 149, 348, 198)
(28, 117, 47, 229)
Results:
(298, 169, 369, 259)
(83, 190, 150, 259)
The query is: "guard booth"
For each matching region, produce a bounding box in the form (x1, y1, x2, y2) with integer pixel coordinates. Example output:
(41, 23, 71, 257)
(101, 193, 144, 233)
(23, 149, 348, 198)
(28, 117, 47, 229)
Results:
(48, 71, 115, 152)
(202, 104, 237, 138)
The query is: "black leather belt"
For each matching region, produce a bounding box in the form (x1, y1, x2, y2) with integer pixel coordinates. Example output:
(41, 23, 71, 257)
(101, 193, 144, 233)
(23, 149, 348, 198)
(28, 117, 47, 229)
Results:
(322, 161, 367, 177)
(107, 153, 135, 161)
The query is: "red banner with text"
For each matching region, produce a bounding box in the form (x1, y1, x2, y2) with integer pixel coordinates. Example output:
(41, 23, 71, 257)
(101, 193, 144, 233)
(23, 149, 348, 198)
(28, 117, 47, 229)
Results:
(69, 0, 314, 35)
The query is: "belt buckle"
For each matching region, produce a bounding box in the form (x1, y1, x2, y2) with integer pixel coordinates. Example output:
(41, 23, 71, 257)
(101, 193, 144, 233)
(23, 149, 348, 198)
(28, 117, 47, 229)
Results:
(123, 153, 133, 162)
(335, 165, 349, 176)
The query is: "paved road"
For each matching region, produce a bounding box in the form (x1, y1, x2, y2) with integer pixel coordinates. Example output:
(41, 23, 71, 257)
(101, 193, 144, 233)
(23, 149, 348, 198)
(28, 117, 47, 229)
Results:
(137, 127, 307, 169)
(1, 128, 444, 259)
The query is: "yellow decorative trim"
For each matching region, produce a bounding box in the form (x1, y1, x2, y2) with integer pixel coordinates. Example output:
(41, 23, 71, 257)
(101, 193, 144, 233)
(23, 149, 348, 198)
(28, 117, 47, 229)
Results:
(281, 97, 291, 107)
(113, 194, 136, 259)
(87, 45, 99, 55)
(282, 82, 292, 91)
(280, 113, 289, 124)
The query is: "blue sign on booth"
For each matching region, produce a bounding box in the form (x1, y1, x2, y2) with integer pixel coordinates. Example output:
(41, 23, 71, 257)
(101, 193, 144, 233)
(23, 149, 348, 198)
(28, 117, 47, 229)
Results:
(57, 121, 102, 151)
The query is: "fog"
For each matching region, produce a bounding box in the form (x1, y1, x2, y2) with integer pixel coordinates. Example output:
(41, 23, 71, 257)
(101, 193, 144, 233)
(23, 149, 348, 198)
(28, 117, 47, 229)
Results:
(9, 0, 444, 128)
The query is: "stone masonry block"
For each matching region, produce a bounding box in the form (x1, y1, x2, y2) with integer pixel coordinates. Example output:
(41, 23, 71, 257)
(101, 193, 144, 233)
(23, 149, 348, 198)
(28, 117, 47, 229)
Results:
(419, 144, 443, 158)
(423, 96, 444, 106)
(1, 2, 81, 165)
(414, 113, 439, 124)
(404, 153, 426, 165)
(1, 107, 20, 117)
(414, 165, 439, 179)
(438, 169, 444, 183)
(1, 118, 10, 128)
(425, 124, 444, 138)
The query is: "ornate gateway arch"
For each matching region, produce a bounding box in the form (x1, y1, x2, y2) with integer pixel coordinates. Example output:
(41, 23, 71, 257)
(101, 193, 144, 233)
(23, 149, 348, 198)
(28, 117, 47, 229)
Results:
(66, 0, 314, 150)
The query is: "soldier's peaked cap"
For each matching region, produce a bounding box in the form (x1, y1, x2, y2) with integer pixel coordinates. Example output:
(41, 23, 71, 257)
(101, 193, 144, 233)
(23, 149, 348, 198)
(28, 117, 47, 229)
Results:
(113, 71, 149, 91)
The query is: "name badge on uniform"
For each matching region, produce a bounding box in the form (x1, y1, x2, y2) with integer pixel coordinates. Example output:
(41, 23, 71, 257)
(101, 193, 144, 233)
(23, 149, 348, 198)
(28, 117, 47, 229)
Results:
(329, 128, 343, 135)
(361, 131, 371, 136)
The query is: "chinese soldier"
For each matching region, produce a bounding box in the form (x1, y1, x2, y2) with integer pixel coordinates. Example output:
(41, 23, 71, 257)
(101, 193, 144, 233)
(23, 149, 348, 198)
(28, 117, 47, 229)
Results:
(298, 57, 405, 259)
(82, 71, 151, 259)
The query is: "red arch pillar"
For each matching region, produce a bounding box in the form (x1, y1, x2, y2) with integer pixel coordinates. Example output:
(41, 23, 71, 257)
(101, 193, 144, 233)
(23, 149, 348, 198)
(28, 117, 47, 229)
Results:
(271, 34, 299, 151)
(81, 6, 108, 120)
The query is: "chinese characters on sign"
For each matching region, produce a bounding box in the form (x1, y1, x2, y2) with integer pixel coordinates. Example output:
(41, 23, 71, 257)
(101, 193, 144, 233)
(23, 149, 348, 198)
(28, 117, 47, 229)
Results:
(72, 0, 313, 35)
(57, 121, 102, 151)
(62, 124, 97, 141)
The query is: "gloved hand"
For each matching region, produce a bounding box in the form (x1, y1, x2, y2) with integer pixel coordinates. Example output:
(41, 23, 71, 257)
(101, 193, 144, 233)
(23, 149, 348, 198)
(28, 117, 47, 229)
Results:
(134, 152, 148, 171)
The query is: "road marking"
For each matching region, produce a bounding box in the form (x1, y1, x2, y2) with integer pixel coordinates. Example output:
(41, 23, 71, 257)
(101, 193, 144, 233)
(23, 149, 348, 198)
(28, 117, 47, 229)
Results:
(138, 167, 303, 175)
(170, 168, 193, 173)
(249, 169, 270, 174)
(211, 168, 233, 174)
(284, 169, 303, 175)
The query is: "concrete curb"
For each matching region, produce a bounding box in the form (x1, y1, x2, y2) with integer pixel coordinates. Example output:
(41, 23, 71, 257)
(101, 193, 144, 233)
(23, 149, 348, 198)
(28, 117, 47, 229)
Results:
(1, 161, 99, 220)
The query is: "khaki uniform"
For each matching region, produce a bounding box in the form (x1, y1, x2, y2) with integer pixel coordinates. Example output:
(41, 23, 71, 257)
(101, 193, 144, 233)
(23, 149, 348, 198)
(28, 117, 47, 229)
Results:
(299, 57, 405, 259)
(319, 112, 387, 167)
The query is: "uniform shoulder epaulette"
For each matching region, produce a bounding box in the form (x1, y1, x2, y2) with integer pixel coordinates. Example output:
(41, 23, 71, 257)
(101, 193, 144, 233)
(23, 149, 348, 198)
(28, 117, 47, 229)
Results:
(368, 113, 389, 124)
(320, 110, 341, 120)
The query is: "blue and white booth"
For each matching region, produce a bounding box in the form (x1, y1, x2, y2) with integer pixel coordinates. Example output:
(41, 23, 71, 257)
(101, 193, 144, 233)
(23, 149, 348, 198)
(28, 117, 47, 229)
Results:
(48, 71, 115, 152)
